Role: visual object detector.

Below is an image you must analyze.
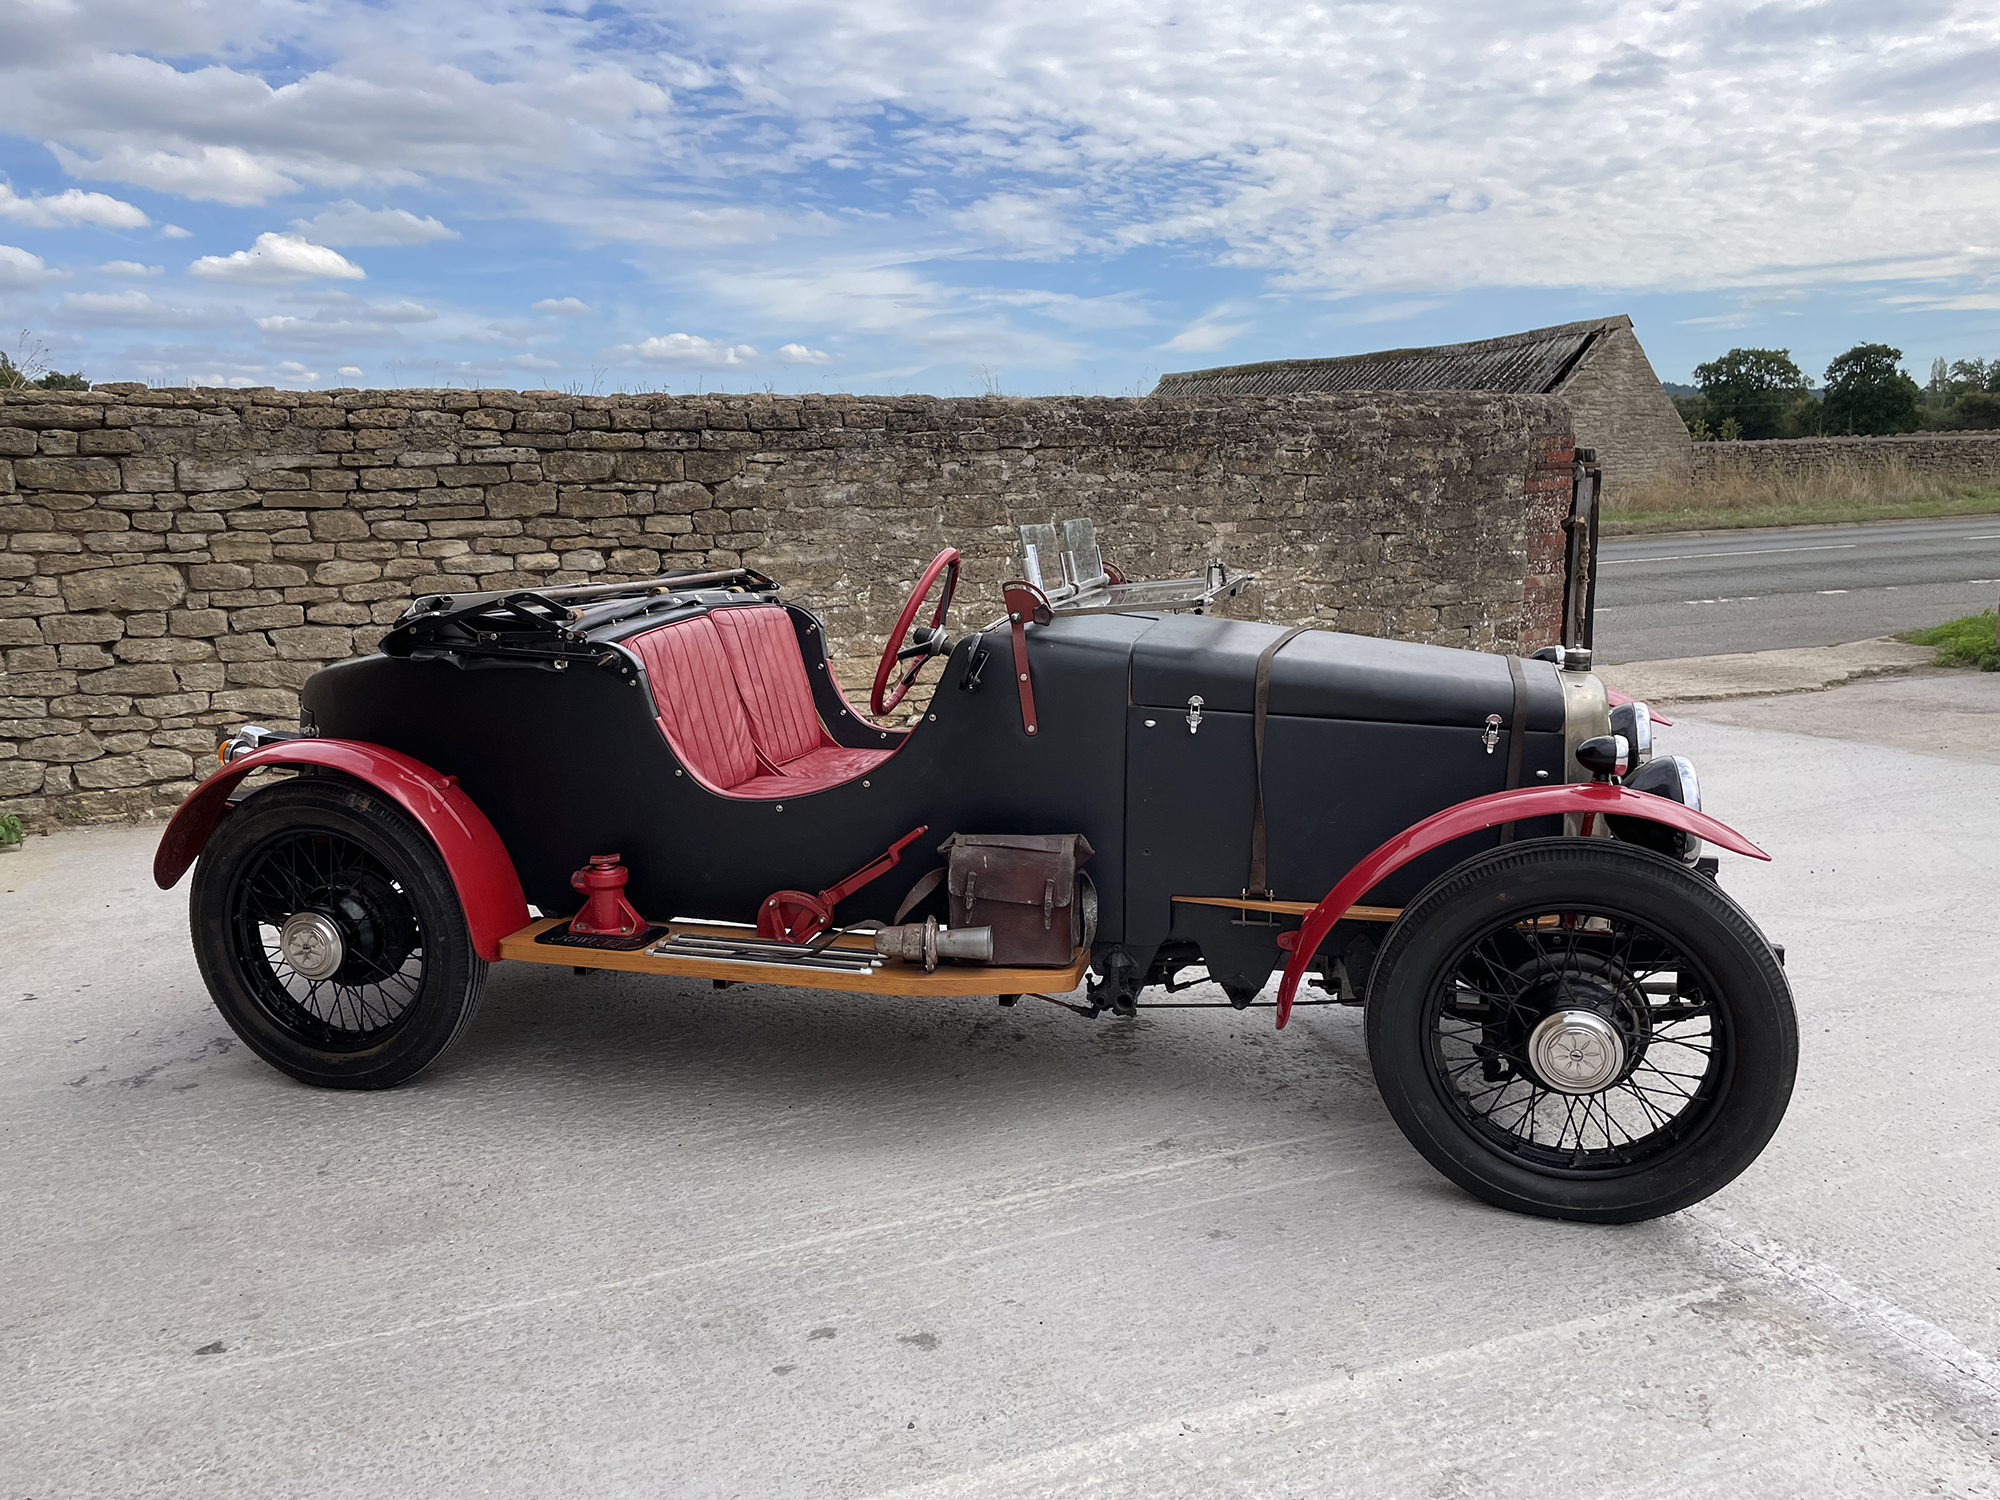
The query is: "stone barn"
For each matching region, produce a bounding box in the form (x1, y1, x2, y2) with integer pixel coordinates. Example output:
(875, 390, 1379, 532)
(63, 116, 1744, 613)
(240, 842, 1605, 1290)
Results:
(1154, 314, 1692, 496)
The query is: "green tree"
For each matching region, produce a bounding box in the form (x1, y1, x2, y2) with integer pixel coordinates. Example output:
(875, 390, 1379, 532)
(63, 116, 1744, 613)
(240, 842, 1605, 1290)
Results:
(1822, 344, 1921, 435)
(1670, 392, 1709, 434)
(1692, 348, 1809, 440)
(1949, 357, 1997, 394)
(0, 342, 87, 391)
(1927, 356, 1951, 407)
(1958, 390, 2000, 430)
(1778, 396, 1820, 438)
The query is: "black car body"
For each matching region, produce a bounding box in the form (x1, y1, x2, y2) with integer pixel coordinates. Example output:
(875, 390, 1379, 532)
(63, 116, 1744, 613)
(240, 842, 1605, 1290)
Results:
(156, 536, 1796, 1224)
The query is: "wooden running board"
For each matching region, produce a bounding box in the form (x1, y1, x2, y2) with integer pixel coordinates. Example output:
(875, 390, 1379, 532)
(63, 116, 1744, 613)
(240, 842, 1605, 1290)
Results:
(498, 917, 1090, 997)
(1172, 895, 1402, 922)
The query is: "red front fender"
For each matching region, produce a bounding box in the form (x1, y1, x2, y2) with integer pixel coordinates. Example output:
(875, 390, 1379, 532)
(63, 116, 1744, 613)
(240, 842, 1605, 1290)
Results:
(1273, 782, 1769, 1029)
(153, 741, 530, 962)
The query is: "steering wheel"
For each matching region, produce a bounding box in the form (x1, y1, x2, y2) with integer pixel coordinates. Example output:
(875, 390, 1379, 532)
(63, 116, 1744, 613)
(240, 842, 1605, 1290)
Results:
(872, 547, 961, 716)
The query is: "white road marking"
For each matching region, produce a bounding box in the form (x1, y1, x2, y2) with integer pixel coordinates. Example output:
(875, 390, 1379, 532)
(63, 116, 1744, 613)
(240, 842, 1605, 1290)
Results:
(1967, 535, 2000, 541)
(868, 1212, 2000, 1500)
(1685, 1205, 2000, 1411)
(0, 1130, 1345, 1416)
(1603, 543, 1857, 565)
(862, 1288, 1723, 1499)
(1817, 589, 1849, 595)
(1658, 578, 1999, 608)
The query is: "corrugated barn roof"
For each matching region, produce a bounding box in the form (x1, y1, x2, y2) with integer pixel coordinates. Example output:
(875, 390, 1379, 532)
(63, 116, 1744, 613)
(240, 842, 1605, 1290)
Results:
(1153, 317, 1624, 398)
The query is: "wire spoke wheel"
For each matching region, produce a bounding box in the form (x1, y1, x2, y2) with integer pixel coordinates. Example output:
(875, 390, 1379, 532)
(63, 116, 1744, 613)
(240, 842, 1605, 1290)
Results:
(1364, 839, 1795, 1223)
(192, 776, 487, 1089)
(1429, 907, 1724, 1175)
(229, 824, 426, 1050)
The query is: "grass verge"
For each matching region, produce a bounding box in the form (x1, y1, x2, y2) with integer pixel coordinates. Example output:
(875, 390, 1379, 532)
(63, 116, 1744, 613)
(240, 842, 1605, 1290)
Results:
(1602, 453, 2000, 535)
(1603, 492, 2000, 536)
(1895, 611, 1998, 671)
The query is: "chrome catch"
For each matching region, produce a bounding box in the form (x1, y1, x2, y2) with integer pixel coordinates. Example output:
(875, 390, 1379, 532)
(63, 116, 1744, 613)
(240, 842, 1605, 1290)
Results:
(1187, 694, 1205, 734)
(1482, 713, 1502, 754)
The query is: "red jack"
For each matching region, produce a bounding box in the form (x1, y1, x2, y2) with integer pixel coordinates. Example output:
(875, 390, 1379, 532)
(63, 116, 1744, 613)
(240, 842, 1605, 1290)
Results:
(569, 853, 646, 937)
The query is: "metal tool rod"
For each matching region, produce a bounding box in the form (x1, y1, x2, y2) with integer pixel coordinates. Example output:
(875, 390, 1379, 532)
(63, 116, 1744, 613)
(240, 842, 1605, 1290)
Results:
(653, 936, 880, 973)
(665, 930, 875, 959)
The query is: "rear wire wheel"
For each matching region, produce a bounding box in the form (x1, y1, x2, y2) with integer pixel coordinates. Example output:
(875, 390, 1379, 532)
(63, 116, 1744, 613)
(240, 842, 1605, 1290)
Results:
(191, 775, 487, 1089)
(1365, 839, 1795, 1223)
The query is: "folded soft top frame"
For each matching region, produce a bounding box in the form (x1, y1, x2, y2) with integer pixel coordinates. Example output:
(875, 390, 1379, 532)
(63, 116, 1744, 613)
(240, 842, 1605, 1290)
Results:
(379, 567, 780, 675)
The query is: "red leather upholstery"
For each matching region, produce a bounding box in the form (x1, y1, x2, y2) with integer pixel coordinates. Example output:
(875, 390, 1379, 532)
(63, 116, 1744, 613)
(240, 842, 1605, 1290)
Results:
(624, 616, 761, 793)
(627, 607, 894, 798)
(710, 606, 824, 766)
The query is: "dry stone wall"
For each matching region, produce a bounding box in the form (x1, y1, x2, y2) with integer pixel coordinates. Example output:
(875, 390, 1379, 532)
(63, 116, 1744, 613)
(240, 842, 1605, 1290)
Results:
(1690, 431, 2000, 485)
(0, 386, 1571, 830)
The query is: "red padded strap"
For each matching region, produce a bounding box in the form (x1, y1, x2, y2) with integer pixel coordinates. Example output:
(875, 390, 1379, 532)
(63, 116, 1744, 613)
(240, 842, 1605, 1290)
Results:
(626, 617, 760, 791)
(711, 605, 826, 766)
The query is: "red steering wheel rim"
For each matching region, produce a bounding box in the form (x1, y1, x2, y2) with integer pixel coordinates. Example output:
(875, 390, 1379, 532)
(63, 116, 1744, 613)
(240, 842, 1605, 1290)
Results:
(871, 547, 961, 716)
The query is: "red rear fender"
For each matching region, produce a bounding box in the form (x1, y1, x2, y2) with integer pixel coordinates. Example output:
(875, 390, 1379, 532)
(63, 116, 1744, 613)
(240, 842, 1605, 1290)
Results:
(1273, 782, 1769, 1028)
(153, 740, 529, 962)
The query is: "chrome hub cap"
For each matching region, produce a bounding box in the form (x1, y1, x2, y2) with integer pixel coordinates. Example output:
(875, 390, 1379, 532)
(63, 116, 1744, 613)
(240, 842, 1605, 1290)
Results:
(1527, 1008, 1626, 1094)
(278, 910, 345, 981)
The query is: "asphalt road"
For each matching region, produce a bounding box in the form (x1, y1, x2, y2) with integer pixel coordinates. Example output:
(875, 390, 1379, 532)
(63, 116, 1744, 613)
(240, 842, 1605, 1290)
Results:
(4, 678, 2000, 1497)
(1594, 514, 2000, 663)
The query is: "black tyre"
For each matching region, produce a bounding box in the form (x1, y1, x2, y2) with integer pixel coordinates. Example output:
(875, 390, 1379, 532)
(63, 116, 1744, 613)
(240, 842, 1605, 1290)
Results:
(1365, 838, 1795, 1223)
(190, 775, 487, 1089)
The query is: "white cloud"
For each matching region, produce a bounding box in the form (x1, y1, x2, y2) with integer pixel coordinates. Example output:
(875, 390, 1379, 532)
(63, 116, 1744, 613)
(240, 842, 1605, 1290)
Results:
(0, 183, 148, 229)
(96, 260, 162, 277)
(365, 299, 436, 323)
(189, 233, 365, 284)
(290, 202, 458, 246)
(253, 298, 437, 349)
(51, 143, 299, 207)
(8, 1, 1999, 384)
(607, 333, 759, 367)
(690, 258, 1088, 366)
(337, 366, 363, 377)
(776, 343, 831, 364)
(1158, 305, 1252, 356)
(532, 296, 591, 315)
(52, 290, 225, 328)
(1327, 299, 1446, 327)
(0, 244, 60, 286)
(158, 224, 192, 239)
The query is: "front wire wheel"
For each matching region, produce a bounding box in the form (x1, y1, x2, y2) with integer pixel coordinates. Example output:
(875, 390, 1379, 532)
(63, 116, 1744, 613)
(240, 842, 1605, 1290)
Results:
(1366, 839, 1795, 1223)
(191, 776, 487, 1089)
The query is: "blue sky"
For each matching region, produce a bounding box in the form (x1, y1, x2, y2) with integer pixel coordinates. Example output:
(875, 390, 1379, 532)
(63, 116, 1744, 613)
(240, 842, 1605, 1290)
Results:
(1, 0, 1995, 395)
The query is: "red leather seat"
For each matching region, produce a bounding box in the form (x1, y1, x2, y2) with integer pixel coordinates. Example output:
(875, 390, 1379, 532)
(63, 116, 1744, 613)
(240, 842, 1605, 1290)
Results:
(627, 608, 894, 798)
(710, 606, 894, 789)
(624, 615, 764, 795)
(709, 606, 828, 766)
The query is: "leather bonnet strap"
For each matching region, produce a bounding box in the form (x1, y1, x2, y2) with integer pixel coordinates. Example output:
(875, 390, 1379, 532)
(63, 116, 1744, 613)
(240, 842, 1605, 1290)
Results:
(1248, 625, 1313, 899)
(1497, 653, 1529, 843)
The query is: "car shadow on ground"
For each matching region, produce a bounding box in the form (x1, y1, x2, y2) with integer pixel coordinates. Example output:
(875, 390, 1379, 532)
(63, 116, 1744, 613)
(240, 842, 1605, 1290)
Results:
(412, 958, 1391, 1150)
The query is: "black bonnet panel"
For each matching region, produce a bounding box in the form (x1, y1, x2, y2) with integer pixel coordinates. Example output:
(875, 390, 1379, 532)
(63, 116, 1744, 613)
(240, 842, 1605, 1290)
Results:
(1127, 613, 1565, 731)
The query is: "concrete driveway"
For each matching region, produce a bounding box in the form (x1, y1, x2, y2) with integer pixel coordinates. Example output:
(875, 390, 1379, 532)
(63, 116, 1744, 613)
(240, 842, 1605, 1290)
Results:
(3, 674, 1998, 1497)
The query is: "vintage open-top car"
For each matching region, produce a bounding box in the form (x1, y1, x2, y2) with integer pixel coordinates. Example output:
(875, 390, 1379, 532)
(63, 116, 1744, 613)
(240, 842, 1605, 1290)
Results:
(155, 519, 1796, 1223)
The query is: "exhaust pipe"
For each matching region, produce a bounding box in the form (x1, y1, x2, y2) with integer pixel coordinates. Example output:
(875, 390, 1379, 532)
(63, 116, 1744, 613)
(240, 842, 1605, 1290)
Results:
(873, 918, 994, 971)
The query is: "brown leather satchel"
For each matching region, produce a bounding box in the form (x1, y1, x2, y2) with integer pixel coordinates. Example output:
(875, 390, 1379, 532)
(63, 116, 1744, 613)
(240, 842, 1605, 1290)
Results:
(895, 832, 1096, 967)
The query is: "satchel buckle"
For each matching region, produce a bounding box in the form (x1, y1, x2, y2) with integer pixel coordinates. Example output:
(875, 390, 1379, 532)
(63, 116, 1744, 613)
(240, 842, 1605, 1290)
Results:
(1043, 878, 1055, 930)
